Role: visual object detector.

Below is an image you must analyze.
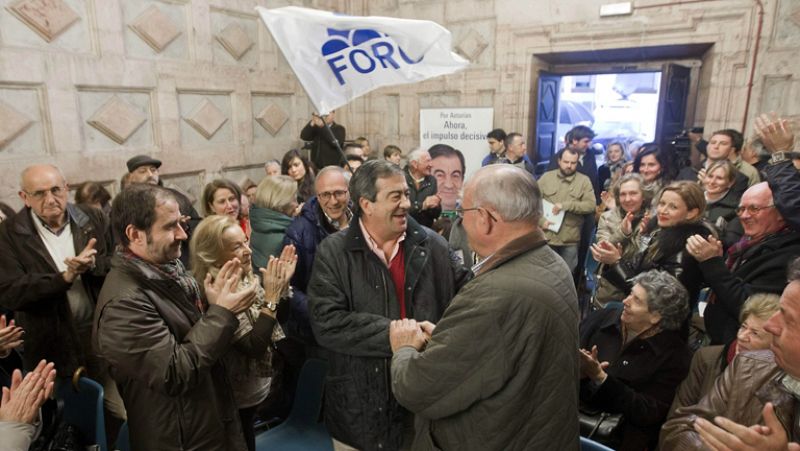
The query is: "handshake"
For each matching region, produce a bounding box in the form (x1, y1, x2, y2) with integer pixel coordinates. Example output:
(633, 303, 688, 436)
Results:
(389, 319, 436, 352)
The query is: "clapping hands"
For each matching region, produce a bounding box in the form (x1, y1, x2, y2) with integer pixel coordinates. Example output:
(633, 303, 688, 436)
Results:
(259, 245, 298, 305)
(0, 359, 56, 424)
(0, 315, 23, 357)
(204, 259, 257, 314)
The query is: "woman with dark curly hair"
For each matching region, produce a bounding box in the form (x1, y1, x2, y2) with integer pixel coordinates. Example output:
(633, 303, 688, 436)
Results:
(579, 270, 691, 450)
(281, 149, 315, 203)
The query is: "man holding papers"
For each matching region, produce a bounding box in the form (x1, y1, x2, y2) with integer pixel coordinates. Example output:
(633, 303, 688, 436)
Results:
(538, 148, 596, 273)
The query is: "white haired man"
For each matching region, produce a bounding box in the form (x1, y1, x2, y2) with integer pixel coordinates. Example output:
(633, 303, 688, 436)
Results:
(389, 164, 580, 450)
(404, 148, 441, 228)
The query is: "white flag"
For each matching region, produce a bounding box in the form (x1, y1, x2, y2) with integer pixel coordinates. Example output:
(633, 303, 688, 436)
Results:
(256, 6, 469, 115)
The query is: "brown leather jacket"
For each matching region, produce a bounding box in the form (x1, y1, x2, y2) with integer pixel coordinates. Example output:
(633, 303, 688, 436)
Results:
(659, 350, 797, 449)
(94, 254, 247, 451)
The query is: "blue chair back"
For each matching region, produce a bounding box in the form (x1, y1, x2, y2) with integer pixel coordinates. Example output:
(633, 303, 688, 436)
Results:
(255, 358, 332, 451)
(57, 376, 108, 451)
(580, 436, 615, 451)
(115, 422, 130, 451)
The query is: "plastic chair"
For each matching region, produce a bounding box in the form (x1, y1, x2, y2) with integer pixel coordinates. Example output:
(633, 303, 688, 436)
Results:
(255, 358, 333, 451)
(115, 422, 130, 451)
(56, 376, 108, 451)
(580, 436, 615, 451)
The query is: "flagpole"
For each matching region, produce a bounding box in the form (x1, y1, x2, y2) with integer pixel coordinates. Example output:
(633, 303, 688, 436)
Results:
(318, 113, 353, 173)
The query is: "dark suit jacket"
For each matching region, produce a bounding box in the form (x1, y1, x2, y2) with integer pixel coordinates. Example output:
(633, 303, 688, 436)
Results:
(0, 204, 112, 373)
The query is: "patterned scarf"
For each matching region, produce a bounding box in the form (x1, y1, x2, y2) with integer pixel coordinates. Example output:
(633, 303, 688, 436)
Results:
(121, 249, 204, 312)
(725, 227, 791, 270)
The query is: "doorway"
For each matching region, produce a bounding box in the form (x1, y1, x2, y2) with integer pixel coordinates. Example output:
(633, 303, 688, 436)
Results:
(531, 43, 711, 172)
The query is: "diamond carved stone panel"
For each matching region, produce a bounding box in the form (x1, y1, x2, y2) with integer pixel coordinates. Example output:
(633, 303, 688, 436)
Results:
(8, 0, 81, 42)
(456, 29, 488, 61)
(129, 5, 181, 53)
(216, 23, 254, 61)
(184, 99, 228, 140)
(86, 96, 147, 144)
(255, 103, 288, 136)
(0, 100, 34, 150)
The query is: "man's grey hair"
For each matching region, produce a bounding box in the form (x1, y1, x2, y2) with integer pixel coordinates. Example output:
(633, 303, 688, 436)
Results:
(631, 270, 689, 331)
(469, 165, 541, 222)
(315, 166, 349, 192)
(349, 159, 404, 217)
(407, 148, 428, 164)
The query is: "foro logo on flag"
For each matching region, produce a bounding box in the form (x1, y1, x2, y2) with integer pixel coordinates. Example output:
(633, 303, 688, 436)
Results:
(322, 28, 422, 86)
(257, 6, 469, 114)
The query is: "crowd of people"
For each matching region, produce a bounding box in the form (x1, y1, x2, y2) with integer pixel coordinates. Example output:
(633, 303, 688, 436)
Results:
(0, 109, 799, 451)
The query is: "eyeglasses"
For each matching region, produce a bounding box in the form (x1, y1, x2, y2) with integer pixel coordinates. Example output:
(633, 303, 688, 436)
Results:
(24, 186, 65, 200)
(456, 207, 498, 222)
(318, 190, 348, 201)
(735, 204, 775, 216)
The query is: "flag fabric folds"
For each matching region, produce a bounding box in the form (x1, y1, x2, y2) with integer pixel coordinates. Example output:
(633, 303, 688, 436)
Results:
(256, 6, 469, 115)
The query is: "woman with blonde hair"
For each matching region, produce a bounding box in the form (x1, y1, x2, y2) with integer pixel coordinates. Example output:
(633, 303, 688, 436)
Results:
(592, 181, 715, 312)
(190, 214, 297, 451)
(249, 175, 299, 272)
(664, 293, 780, 422)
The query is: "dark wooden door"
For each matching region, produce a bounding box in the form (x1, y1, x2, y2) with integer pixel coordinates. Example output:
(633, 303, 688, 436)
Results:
(534, 72, 561, 173)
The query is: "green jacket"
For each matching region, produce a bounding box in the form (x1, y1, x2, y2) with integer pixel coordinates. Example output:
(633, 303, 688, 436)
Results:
(391, 230, 580, 451)
(249, 206, 292, 271)
(538, 169, 596, 245)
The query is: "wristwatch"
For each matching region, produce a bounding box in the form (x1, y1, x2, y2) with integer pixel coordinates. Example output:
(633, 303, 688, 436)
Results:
(265, 301, 278, 312)
(769, 151, 791, 165)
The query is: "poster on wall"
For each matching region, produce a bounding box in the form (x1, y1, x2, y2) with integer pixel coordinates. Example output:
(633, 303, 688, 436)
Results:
(419, 107, 493, 212)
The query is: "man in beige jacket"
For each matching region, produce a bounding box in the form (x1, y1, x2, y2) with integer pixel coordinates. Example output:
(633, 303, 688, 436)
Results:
(537, 148, 596, 272)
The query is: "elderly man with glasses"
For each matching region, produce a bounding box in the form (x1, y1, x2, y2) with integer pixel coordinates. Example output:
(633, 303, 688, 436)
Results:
(388, 164, 580, 451)
(0, 165, 114, 388)
(686, 114, 800, 345)
(282, 166, 353, 345)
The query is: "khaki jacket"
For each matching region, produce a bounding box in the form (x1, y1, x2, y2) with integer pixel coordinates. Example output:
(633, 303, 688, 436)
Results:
(733, 157, 761, 187)
(391, 230, 580, 451)
(538, 170, 596, 245)
(659, 350, 797, 450)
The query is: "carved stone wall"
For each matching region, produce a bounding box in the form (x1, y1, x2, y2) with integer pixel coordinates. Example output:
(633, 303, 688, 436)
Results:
(1, 0, 798, 210)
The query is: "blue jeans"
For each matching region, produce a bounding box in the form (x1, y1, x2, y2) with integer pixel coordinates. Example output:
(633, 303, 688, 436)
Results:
(550, 244, 579, 274)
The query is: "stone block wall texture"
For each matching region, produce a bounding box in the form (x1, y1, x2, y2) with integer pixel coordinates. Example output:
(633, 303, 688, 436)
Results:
(0, 0, 798, 210)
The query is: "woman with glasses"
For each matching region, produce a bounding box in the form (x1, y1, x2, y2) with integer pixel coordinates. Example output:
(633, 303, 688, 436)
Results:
(249, 175, 299, 273)
(592, 181, 715, 317)
(663, 293, 779, 426)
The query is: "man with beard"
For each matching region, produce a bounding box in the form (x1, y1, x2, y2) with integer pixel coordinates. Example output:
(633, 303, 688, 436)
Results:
(538, 148, 596, 273)
(125, 155, 201, 267)
(308, 160, 470, 451)
(94, 184, 258, 450)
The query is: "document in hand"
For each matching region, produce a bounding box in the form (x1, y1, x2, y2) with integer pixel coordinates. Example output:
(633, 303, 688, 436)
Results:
(541, 199, 565, 233)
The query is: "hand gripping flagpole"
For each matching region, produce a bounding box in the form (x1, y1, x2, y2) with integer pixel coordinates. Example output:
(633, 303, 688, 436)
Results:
(317, 113, 352, 173)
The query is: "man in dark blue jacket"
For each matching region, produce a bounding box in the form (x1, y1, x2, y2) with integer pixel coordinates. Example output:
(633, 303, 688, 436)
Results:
(283, 166, 352, 343)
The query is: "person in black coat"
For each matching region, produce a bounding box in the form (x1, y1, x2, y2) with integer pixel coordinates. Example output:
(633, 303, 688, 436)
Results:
(579, 270, 691, 451)
(686, 156, 800, 344)
(593, 181, 714, 312)
(703, 160, 744, 248)
(300, 111, 346, 170)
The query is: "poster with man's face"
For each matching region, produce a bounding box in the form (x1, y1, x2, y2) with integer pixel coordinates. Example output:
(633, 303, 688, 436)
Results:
(431, 154, 464, 211)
